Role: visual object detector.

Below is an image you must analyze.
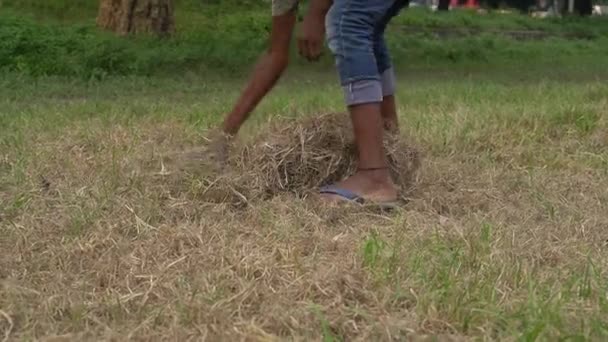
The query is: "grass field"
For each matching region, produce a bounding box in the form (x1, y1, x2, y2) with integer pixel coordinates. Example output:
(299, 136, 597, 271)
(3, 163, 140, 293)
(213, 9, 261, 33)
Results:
(1, 65, 608, 340)
(1, 0, 608, 340)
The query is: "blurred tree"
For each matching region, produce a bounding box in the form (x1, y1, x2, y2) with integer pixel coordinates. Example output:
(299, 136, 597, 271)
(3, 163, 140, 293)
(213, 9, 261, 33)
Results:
(97, 0, 174, 36)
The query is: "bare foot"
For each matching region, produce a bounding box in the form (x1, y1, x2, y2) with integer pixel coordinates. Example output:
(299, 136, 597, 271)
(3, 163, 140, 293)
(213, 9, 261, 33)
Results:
(321, 169, 398, 204)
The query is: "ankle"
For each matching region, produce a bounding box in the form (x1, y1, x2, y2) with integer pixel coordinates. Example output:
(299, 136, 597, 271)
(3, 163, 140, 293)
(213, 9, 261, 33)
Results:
(356, 167, 392, 184)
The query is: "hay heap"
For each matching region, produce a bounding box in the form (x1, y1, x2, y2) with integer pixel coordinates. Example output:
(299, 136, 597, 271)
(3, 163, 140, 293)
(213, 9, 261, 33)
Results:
(197, 113, 422, 204)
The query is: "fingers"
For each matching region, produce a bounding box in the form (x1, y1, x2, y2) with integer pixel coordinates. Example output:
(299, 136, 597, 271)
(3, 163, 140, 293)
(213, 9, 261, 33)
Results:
(308, 39, 322, 61)
(297, 37, 307, 60)
(298, 38, 322, 62)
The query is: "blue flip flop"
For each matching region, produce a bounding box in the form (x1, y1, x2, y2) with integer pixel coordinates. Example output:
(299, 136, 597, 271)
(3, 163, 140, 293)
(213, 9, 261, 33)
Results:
(319, 185, 399, 210)
(319, 186, 366, 205)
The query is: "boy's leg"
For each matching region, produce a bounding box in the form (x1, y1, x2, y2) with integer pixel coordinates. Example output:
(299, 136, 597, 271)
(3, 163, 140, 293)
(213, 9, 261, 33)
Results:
(323, 0, 403, 203)
(374, 0, 408, 134)
(381, 94, 399, 133)
(221, 7, 297, 135)
(377, 47, 398, 133)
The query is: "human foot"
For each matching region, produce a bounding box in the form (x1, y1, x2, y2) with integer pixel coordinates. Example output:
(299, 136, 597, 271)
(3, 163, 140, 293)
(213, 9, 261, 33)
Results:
(320, 168, 398, 205)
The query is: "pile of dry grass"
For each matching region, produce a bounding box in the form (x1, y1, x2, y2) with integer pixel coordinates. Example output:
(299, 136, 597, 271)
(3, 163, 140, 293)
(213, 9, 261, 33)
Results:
(182, 113, 422, 205)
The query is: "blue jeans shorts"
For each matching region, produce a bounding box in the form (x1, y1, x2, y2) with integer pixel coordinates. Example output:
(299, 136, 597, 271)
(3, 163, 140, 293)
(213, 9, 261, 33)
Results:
(325, 0, 408, 106)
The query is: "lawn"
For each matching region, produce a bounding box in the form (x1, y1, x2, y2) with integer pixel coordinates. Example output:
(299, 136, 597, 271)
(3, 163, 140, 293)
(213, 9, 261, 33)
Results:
(1, 65, 607, 340)
(1, 0, 608, 340)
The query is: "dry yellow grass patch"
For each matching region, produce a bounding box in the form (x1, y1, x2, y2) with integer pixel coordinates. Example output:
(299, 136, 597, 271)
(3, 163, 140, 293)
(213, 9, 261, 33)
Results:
(166, 113, 421, 206)
(1, 111, 607, 340)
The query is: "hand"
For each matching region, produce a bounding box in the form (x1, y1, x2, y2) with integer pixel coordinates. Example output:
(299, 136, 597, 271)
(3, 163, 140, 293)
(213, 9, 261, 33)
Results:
(297, 11, 325, 62)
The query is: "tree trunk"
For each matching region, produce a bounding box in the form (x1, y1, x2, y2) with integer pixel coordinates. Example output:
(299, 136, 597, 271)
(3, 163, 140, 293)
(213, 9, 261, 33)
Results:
(438, 0, 450, 11)
(97, 0, 174, 36)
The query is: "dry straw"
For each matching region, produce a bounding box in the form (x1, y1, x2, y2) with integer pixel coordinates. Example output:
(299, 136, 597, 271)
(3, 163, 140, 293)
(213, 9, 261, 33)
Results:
(176, 113, 422, 205)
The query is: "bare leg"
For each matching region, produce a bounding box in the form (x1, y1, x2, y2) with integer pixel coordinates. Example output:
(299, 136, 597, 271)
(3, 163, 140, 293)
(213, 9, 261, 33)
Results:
(381, 94, 399, 134)
(320, 0, 405, 203)
(222, 10, 297, 135)
(323, 103, 398, 203)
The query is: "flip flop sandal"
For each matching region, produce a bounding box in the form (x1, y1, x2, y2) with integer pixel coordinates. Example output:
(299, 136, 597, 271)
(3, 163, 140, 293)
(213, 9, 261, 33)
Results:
(319, 185, 399, 211)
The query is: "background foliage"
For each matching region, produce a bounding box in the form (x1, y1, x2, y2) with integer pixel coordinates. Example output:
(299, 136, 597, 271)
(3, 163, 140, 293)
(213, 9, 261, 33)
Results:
(0, 0, 607, 78)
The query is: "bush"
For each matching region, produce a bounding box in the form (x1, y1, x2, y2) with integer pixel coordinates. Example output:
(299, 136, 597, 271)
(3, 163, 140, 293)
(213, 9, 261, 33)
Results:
(0, 11, 269, 78)
(0, 0, 98, 21)
(0, 15, 136, 77)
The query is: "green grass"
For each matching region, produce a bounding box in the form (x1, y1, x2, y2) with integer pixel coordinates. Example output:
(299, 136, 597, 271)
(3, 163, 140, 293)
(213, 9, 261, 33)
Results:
(1, 1, 607, 77)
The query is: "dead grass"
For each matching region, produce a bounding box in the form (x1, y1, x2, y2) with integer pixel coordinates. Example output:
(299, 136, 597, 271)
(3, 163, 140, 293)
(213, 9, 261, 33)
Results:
(1, 78, 608, 341)
(165, 113, 421, 207)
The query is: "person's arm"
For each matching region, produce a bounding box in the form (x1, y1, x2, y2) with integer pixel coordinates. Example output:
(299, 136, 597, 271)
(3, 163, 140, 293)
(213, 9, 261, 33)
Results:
(222, 10, 297, 136)
(298, 0, 333, 61)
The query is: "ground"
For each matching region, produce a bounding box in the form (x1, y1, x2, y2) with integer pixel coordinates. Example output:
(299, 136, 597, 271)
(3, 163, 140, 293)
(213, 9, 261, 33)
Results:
(1, 67, 607, 341)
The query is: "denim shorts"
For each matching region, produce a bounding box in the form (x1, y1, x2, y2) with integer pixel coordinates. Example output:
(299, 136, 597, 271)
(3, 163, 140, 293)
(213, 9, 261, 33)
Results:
(325, 0, 408, 106)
